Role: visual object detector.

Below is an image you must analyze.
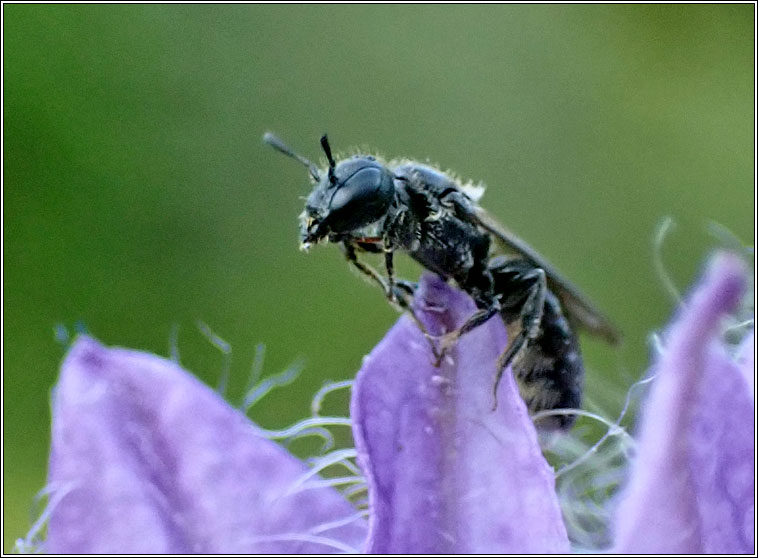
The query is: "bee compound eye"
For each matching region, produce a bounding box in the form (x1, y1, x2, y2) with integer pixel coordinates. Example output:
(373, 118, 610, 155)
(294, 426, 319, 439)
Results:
(323, 166, 395, 233)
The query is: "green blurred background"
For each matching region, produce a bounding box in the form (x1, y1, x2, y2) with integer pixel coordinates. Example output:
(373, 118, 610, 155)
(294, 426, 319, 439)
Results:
(3, 4, 753, 550)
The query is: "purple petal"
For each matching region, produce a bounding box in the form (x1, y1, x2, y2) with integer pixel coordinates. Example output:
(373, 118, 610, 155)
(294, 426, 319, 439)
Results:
(613, 253, 753, 553)
(45, 336, 367, 554)
(736, 329, 754, 395)
(351, 274, 570, 554)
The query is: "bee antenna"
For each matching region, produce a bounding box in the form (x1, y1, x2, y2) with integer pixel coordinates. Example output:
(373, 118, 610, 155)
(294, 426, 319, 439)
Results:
(263, 132, 321, 182)
(320, 134, 336, 183)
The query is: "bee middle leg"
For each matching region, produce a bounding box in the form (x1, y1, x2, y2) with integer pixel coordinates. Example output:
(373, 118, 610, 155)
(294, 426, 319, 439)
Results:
(434, 299, 501, 364)
(433, 266, 502, 365)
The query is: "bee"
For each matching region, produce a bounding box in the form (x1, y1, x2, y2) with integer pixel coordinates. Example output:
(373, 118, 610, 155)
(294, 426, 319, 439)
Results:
(263, 132, 621, 429)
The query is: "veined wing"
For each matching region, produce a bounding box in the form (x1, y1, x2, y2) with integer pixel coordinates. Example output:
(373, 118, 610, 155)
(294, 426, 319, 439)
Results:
(474, 206, 621, 345)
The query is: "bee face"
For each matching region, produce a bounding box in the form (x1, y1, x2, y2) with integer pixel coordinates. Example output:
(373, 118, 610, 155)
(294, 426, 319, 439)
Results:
(300, 156, 395, 246)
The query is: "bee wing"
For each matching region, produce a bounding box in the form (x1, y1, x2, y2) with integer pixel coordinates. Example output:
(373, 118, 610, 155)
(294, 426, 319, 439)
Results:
(473, 206, 621, 345)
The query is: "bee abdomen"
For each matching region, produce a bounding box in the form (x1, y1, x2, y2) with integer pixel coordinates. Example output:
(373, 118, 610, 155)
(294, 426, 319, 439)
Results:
(514, 293, 584, 430)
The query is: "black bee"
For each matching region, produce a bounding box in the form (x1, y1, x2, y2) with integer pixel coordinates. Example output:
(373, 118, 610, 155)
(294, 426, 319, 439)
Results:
(264, 132, 620, 429)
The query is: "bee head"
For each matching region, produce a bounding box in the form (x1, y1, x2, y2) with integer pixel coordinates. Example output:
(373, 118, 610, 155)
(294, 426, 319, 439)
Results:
(263, 132, 396, 248)
(300, 135, 395, 247)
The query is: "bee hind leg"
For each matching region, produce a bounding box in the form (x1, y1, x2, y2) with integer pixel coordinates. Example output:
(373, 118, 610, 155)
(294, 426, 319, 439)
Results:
(489, 262, 547, 411)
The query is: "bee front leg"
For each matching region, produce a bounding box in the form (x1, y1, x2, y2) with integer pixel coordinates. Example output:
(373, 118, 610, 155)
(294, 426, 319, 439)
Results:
(383, 249, 397, 304)
(341, 240, 387, 291)
(342, 241, 440, 361)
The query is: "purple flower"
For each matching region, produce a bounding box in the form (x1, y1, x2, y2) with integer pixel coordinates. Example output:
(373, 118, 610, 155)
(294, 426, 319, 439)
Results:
(351, 273, 570, 553)
(38, 337, 367, 553)
(612, 253, 754, 554)
(24, 253, 753, 553)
